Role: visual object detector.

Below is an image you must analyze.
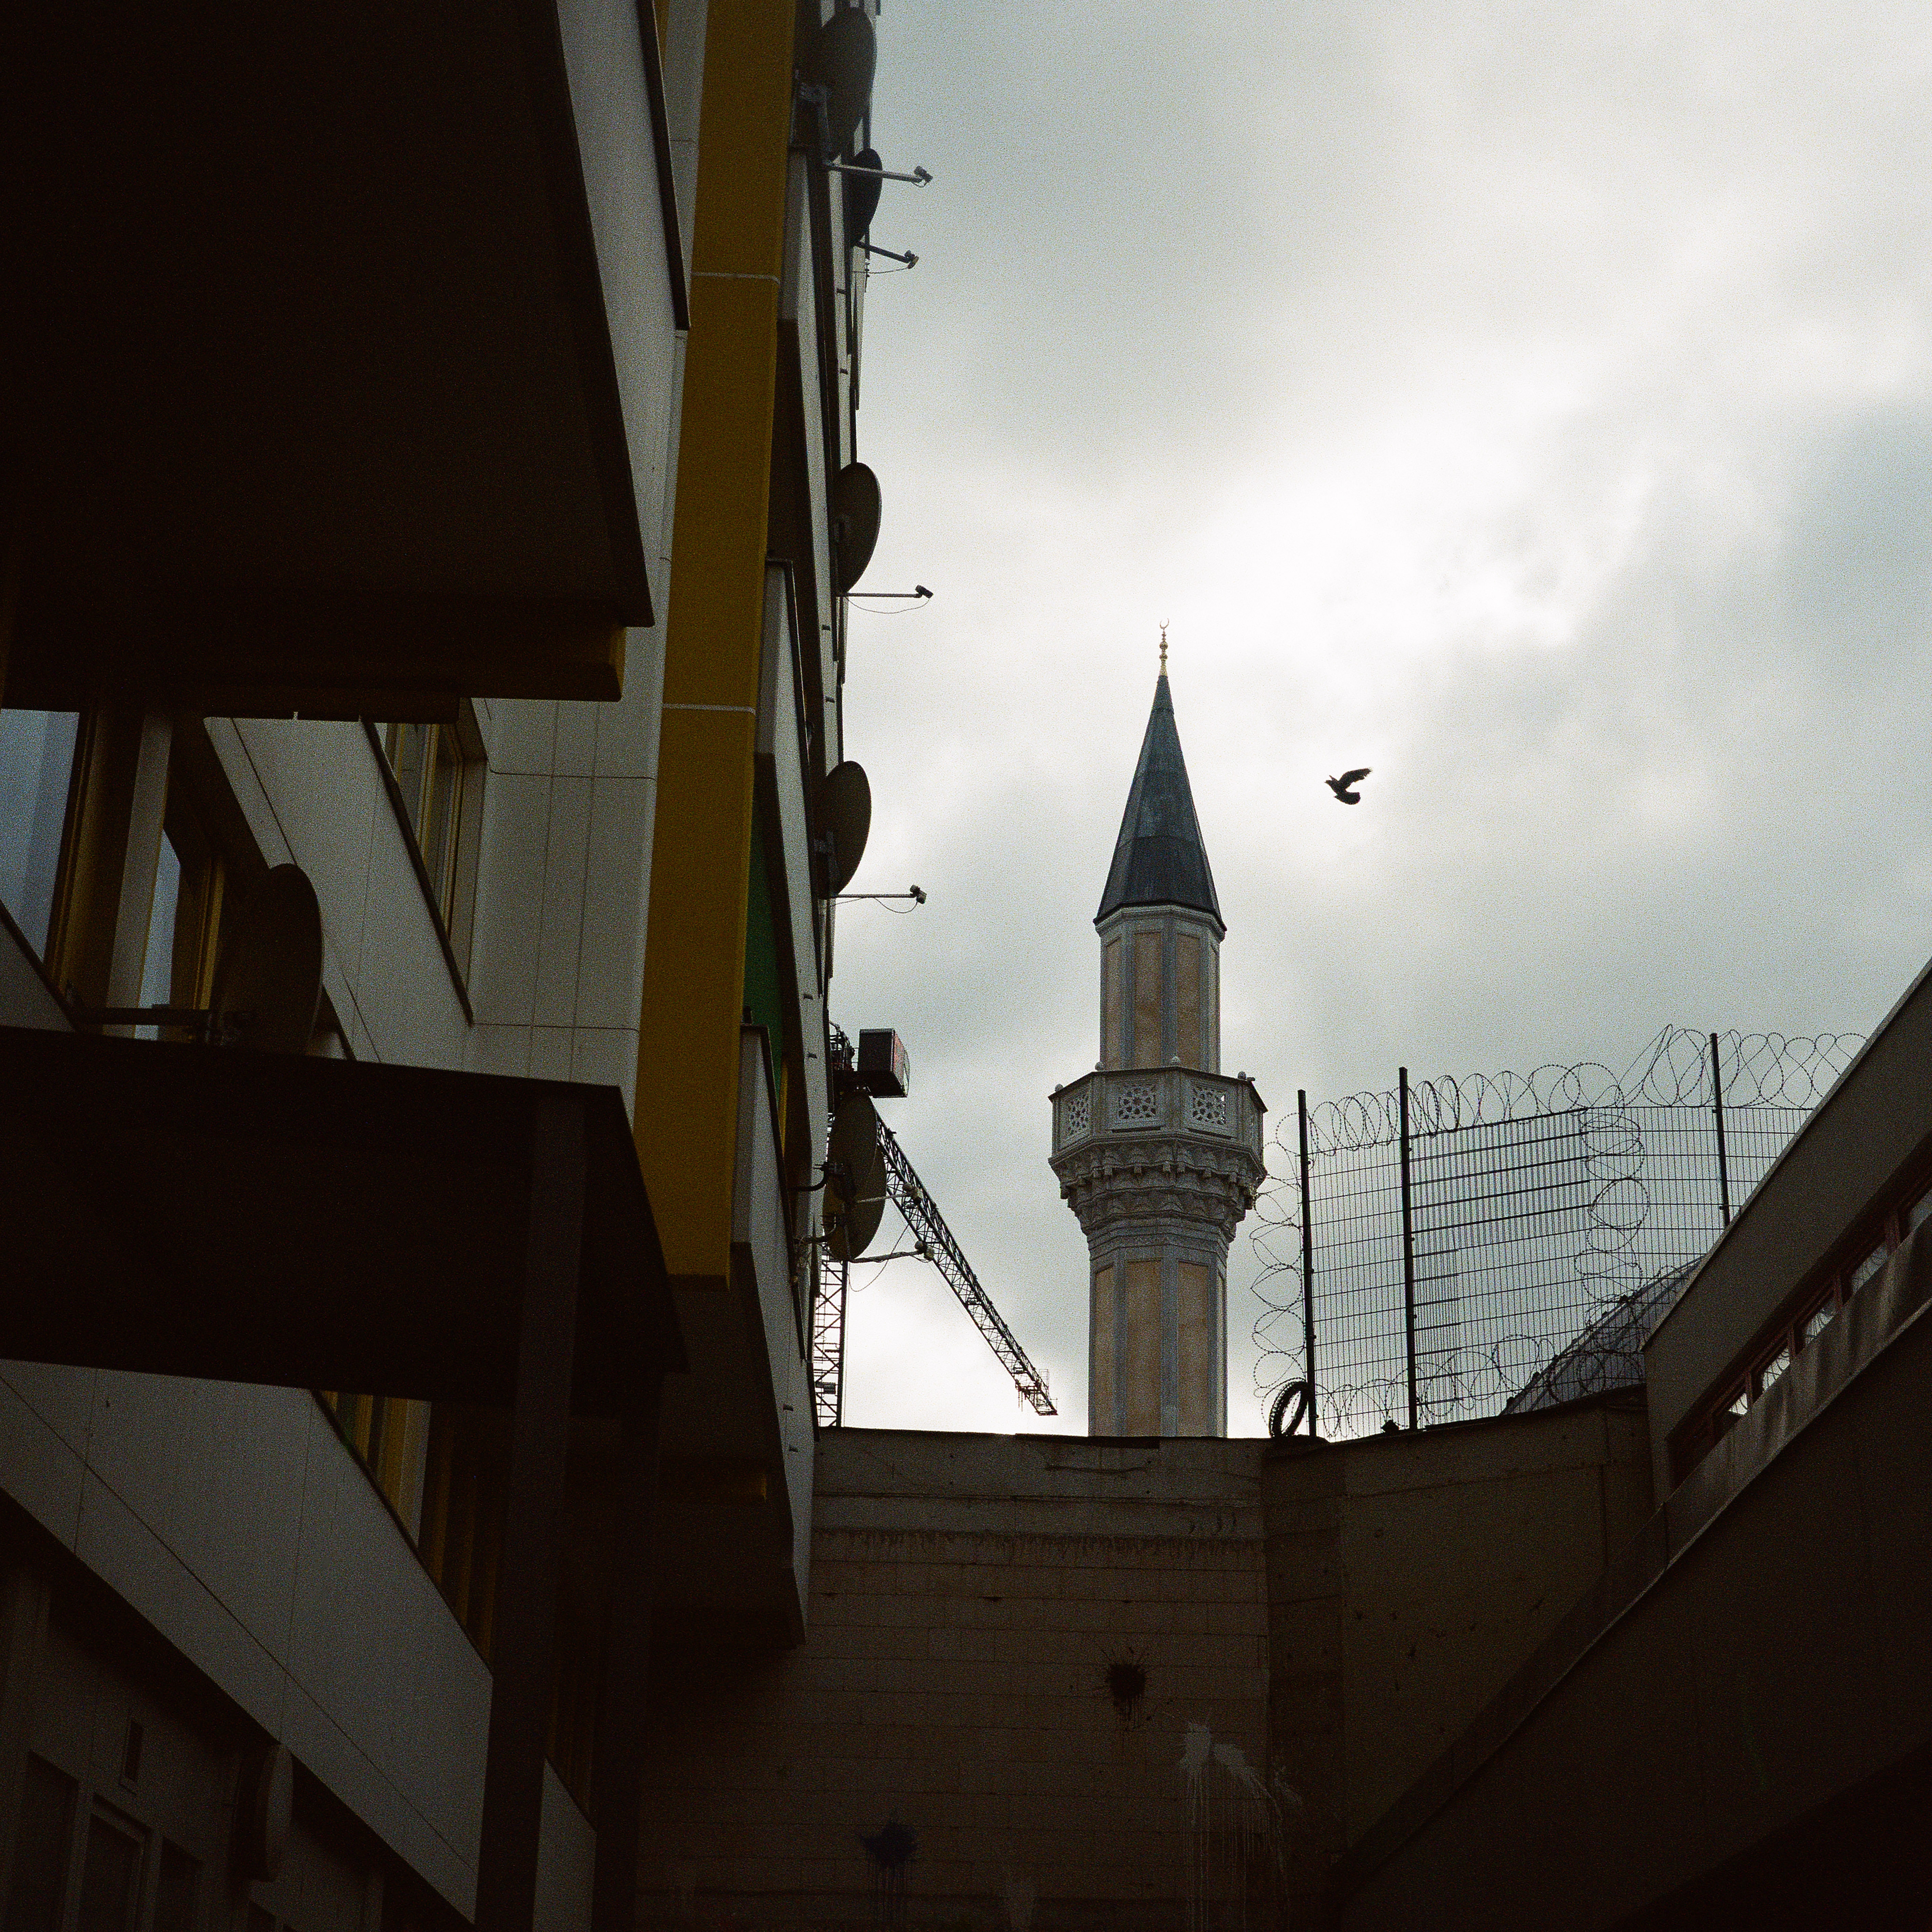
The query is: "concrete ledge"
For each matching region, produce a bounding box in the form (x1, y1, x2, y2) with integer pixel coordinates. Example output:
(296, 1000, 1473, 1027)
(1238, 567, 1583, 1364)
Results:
(1336, 1220, 1932, 1923)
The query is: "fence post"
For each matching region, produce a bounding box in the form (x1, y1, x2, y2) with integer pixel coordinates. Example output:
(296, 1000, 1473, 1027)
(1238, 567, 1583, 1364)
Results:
(1709, 1031, 1732, 1228)
(1297, 1089, 1315, 1434)
(1398, 1067, 1418, 1431)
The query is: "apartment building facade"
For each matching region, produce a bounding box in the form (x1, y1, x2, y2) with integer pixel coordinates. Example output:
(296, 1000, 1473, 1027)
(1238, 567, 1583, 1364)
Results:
(2, 3, 892, 1931)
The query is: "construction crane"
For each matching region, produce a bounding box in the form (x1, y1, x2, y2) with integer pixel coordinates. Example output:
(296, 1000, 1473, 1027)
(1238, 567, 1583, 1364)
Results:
(811, 1034, 1055, 1426)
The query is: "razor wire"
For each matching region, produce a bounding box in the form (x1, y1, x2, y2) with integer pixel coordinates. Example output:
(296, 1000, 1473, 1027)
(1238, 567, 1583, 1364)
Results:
(1251, 1026, 1862, 1440)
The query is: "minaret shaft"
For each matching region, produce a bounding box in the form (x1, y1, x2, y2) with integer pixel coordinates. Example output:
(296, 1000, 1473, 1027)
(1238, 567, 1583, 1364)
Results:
(1099, 907, 1221, 1072)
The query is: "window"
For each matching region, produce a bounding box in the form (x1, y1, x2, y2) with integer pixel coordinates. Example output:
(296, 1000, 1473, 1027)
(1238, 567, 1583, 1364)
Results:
(136, 787, 227, 1042)
(0, 709, 80, 955)
(412, 1404, 601, 1811)
(1847, 1239, 1890, 1295)
(417, 1405, 509, 1658)
(75, 1810, 144, 1932)
(319, 1392, 428, 1535)
(1675, 1161, 1932, 1485)
(152, 1843, 199, 1932)
(374, 714, 483, 965)
(1798, 1294, 1836, 1348)
(1906, 1180, 1932, 1238)
(5, 1755, 77, 1932)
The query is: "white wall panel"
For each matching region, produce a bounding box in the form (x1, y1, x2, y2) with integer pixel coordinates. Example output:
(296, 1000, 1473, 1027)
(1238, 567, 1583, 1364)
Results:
(469, 773, 553, 1026)
(0, 1365, 525, 1921)
(532, 777, 593, 1029)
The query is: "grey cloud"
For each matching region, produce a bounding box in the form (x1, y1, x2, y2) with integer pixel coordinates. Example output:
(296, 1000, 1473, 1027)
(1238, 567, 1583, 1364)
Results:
(831, 0, 1932, 1434)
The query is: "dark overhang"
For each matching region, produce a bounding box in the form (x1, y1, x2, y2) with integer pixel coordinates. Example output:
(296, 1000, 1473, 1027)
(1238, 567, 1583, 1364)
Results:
(0, 1025, 682, 1409)
(2, 0, 686, 716)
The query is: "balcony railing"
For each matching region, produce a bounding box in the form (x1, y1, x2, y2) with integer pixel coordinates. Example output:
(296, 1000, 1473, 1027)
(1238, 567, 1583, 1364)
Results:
(1052, 1066, 1264, 1160)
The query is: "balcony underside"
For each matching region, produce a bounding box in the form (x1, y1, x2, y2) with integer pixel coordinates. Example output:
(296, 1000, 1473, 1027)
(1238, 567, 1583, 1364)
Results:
(4, 0, 678, 712)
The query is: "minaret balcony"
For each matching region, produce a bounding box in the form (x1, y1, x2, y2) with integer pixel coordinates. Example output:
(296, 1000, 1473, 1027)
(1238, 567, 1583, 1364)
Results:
(1050, 1067, 1265, 1162)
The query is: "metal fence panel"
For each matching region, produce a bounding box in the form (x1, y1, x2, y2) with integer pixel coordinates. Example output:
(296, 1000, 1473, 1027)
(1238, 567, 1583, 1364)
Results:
(1252, 1027, 1860, 1439)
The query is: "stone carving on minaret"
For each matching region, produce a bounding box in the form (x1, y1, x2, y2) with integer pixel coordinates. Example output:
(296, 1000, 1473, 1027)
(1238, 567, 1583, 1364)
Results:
(1048, 665, 1265, 1437)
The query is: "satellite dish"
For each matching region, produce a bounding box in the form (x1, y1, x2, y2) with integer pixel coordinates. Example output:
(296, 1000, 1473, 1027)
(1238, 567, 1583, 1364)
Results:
(832, 462, 881, 593)
(239, 1741, 293, 1881)
(208, 865, 323, 1053)
(827, 1142, 887, 1263)
(844, 149, 883, 243)
(814, 761, 871, 896)
(801, 7, 876, 156)
(827, 1090, 880, 1187)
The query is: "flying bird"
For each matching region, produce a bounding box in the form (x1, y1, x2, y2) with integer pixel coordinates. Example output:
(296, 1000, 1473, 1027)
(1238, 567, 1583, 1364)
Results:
(1326, 767, 1371, 805)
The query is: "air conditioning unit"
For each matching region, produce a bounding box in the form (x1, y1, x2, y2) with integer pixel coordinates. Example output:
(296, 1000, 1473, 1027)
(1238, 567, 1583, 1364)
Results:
(853, 1028, 911, 1098)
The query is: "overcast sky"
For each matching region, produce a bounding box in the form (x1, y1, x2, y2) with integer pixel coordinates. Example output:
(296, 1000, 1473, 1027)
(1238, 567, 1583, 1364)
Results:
(823, 0, 1932, 1435)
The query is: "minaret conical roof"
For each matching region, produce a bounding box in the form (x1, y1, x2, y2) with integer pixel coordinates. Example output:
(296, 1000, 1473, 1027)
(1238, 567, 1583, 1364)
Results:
(1095, 673, 1223, 931)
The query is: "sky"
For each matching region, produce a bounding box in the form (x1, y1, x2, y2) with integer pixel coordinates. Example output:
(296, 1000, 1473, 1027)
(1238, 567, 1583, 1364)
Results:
(824, 0, 1932, 1435)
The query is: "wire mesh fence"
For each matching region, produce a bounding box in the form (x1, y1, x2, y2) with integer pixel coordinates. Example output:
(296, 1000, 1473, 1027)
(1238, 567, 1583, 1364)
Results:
(1251, 1026, 1861, 1439)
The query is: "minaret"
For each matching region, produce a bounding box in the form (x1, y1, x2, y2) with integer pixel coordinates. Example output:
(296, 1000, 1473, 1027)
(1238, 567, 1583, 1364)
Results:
(1049, 645, 1265, 1436)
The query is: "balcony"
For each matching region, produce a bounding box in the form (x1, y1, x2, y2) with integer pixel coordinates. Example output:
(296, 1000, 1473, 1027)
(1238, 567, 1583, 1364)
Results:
(1051, 1066, 1266, 1161)
(1050, 1067, 1267, 1243)
(5, 0, 685, 717)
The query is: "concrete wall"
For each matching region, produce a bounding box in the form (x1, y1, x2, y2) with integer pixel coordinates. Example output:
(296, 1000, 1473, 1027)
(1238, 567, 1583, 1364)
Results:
(1263, 1395, 1653, 1902)
(636, 1431, 1271, 1930)
(634, 1407, 1650, 1930)
(1338, 1233, 1932, 1932)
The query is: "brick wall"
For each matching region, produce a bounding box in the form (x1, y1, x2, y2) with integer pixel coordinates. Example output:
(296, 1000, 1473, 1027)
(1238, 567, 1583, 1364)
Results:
(635, 1398, 1652, 1931)
(637, 1431, 1271, 1931)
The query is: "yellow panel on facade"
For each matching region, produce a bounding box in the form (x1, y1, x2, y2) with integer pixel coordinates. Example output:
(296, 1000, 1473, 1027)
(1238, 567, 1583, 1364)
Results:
(1133, 928, 1162, 1068)
(1091, 1265, 1116, 1434)
(1177, 1262, 1213, 1434)
(1124, 1259, 1161, 1436)
(632, 0, 798, 1285)
(1176, 933, 1201, 1070)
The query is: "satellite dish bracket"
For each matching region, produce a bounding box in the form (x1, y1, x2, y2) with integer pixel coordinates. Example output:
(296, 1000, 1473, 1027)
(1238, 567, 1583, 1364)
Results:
(794, 81, 834, 158)
(825, 161, 933, 186)
(65, 1003, 269, 1047)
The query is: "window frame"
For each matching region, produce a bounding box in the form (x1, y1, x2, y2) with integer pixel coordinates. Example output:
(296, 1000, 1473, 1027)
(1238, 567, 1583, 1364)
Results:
(0, 704, 84, 961)
(365, 711, 484, 1019)
(1671, 1169, 1927, 1484)
(316, 1391, 430, 1541)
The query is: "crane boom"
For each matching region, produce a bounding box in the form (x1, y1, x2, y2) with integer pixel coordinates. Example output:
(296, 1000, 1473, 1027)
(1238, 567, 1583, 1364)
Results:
(874, 1119, 1056, 1415)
